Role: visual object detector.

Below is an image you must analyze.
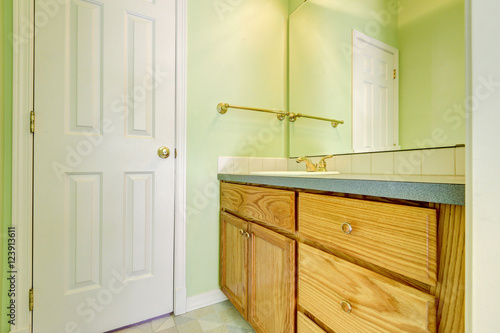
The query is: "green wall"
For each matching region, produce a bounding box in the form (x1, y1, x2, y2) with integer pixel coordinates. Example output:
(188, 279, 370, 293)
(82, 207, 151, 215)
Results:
(1, 0, 13, 332)
(186, 0, 289, 296)
(398, 0, 465, 149)
(289, 0, 399, 157)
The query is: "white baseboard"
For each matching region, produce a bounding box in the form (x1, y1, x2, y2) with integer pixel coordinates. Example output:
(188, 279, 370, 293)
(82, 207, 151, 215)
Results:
(10, 326, 30, 333)
(186, 289, 228, 313)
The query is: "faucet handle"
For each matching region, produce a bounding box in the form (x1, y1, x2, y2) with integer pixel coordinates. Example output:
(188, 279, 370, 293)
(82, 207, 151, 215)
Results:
(317, 155, 333, 171)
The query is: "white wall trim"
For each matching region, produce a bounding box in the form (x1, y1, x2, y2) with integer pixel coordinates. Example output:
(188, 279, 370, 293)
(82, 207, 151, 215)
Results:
(10, 0, 33, 332)
(173, 0, 188, 316)
(9, 327, 30, 333)
(186, 290, 228, 313)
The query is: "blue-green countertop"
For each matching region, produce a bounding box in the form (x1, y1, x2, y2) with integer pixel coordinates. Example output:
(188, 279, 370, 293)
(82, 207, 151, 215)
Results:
(217, 173, 465, 206)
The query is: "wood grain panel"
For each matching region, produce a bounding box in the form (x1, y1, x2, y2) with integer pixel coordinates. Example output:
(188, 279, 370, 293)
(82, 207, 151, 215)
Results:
(221, 182, 295, 233)
(298, 243, 436, 333)
(298, 192, 437, 285)
(297, 312, 326, 333)
(248, 223, 295, 333)
(430, 204, 465, 332)
(220, 212, 248, 319)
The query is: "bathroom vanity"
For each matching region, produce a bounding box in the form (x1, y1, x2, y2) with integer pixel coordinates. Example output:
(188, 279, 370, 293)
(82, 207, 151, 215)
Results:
(218, 173, 465, 333)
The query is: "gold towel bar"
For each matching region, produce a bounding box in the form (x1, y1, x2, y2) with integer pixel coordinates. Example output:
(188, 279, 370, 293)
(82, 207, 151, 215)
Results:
(216, 103, 344, 128)
(217, 103, 288, 121)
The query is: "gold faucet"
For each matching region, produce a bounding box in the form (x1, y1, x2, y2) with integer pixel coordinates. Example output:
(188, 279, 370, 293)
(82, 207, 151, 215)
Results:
(296, 155, 333, 172)
(317, 155, 333, 172)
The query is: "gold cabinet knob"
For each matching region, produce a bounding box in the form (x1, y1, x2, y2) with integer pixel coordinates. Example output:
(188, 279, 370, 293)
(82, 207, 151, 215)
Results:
(239, 229, 244, 235)
(340, 300, 352, 314)
(341, 222, 353, 234)
(243, 232, 250, 239)
(157, 146, 170, 159)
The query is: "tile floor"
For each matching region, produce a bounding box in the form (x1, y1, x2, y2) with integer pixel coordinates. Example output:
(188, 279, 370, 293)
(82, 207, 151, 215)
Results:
(111, 301, 255, 333)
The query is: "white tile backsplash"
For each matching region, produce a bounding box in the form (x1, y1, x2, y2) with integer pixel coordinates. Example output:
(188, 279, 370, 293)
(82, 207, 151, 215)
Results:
(248, 158, 263, 172)
(219, 147, 465, 177)
(287, 158, 298, 171)
(352, 154, 371, 174)
(394, 150, 422, 175)
(233, 157, 249, 174)
(422, 148, 455, 175)
(262, 158, 276, 171)
(336, 155, 352, 173)
(371, 152, 394, 175)
(218, 157, 233, 173)
(275, 158, 288, 171)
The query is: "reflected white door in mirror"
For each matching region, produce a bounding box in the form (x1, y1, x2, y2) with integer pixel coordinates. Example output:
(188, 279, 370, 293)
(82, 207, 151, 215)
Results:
(352, 30, 400, 153)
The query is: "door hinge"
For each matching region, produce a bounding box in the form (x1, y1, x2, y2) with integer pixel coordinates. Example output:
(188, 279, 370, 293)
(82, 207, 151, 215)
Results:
(30, 111, 35, 133)
(393, 69, 397, 79)
(29, 288, 34, 311)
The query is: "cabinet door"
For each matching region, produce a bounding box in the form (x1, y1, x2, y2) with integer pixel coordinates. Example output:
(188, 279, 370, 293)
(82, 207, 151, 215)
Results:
(248, 223, 296, 333)
(220, 212, 249, 318)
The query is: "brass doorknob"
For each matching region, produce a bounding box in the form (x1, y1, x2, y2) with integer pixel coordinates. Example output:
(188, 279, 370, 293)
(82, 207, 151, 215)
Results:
(157, 146, 170, 159)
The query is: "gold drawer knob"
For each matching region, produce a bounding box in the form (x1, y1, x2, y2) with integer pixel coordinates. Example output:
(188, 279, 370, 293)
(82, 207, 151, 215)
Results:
(239, 229, 244, 235)
(340, 300, 352, 314)
(243, 232, 250, 239)
(341, 222, 353, 234)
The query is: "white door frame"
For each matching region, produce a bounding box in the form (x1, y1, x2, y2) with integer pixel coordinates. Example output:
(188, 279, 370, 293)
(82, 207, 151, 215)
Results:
(10, 1, 187, 332)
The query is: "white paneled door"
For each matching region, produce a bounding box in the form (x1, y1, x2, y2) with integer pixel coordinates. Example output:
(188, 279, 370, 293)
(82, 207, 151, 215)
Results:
(352, 30, 399, 153)
(33, 0, 176, 332)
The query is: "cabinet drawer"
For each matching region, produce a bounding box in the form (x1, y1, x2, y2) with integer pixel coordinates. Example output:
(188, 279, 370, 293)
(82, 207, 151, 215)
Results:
(297, 312, 326, 333)
(221, 182, 295, 232)
(298, 243, 436, 333)
(298, 193, 437, 285)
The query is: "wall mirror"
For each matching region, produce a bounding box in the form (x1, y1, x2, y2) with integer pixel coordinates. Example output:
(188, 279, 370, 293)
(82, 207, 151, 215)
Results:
(288, 0, 466, 157)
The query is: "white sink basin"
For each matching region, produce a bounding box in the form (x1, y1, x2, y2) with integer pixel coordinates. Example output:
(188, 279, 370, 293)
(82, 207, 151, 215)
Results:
(249, 171, 340, 176)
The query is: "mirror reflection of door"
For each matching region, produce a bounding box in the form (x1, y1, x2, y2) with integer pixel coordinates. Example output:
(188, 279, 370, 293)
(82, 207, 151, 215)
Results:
(352, 30, 400, 153)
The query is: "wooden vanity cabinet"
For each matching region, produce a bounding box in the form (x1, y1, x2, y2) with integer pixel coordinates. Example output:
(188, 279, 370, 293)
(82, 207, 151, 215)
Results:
(220, 183, 296, 333)
(220, 181, 465, 333)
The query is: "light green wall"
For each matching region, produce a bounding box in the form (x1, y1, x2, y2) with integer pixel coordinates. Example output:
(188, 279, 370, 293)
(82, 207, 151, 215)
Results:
(398, 0, 465, 149)
(289, 0, 305, 14)
(289, 0, 399, 157)
(186, 0, 288, 296)
(1, 0, 13, 332)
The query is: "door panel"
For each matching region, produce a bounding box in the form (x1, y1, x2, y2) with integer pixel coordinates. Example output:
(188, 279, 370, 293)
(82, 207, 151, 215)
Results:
(33, 0, 176, 332)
